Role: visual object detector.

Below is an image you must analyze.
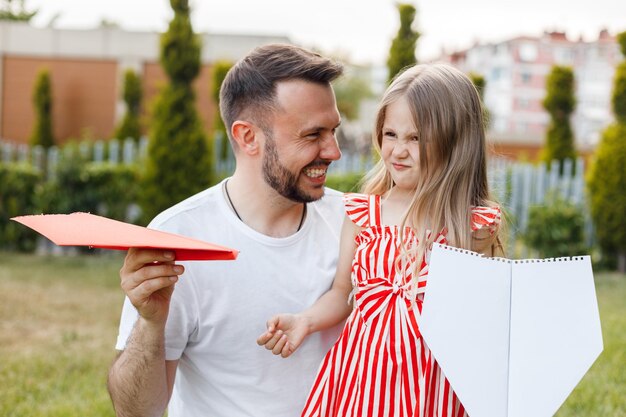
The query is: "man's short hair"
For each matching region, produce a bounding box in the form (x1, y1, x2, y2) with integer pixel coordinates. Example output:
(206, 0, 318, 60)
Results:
(219, 43, 344, 144)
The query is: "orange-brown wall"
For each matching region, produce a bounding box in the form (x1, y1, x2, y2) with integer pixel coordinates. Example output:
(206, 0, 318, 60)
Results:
(142, 62, 216, 137)
(1, 56, 217, 145)
(2, 55, 118, 143)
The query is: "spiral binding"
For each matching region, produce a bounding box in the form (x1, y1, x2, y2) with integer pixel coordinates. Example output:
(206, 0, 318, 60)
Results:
(434, 243, 587, 264)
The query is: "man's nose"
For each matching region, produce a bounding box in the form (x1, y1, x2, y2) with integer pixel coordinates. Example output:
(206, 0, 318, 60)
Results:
(320, 135, 342, 161)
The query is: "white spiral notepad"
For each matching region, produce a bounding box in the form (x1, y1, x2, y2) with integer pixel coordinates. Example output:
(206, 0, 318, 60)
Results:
(420, 243, 603, 417)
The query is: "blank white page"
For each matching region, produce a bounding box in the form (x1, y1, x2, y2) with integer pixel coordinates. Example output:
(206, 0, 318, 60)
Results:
(508, 257, 603, 417)
(421, 244, 512, 417)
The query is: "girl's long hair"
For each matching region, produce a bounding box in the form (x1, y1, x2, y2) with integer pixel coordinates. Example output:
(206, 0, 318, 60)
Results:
(362, 64, 500, 276)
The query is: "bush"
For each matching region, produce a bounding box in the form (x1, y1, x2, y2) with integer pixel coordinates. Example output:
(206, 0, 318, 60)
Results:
(140, 0, 213, 224)
(325, 172, 364, 193)
(0, 163, 42, 251)
(522, 194, 587, 258)
(40, 148, 138, 221)
(587, 124, 626, 267)
(114, 69, 142, 142)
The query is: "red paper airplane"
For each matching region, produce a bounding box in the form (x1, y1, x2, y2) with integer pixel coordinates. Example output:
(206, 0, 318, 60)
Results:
(12, 213, 238, 261)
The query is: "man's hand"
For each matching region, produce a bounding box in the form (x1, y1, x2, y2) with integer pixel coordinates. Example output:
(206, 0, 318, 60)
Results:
(120, 248, 185, 324)
(256, 314, 311, 358)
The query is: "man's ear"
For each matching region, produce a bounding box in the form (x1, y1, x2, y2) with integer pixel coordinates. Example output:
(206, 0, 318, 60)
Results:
(231, 120, 260, 155)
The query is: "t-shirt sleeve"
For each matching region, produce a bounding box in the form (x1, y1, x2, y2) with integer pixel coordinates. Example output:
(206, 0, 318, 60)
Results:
(343, 193, 370, 227)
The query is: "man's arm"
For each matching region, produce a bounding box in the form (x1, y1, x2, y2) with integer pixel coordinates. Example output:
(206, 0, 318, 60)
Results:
(107, 248, 184, 417)
(107, 322, 179, 416)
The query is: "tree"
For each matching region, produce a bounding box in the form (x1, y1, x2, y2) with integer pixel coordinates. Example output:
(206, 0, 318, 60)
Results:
(29, 68, 55, 149)
(114, 69, 143, 142)
(211, 60, 233, 162)
(139, 0, 213, 223)
(542, 65, 577, 170)
(0, 0, 36, 21)
(333, 70, 374, 121)
(386, 3, 419, 83)
(469, 72, 491, 129)
(587, 31, 626, 273)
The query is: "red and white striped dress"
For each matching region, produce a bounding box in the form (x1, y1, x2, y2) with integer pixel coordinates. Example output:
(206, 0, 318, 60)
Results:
(302, 193, 501, 417)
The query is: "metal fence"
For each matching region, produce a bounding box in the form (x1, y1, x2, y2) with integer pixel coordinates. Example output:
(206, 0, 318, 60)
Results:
(1, 138, 592, 254)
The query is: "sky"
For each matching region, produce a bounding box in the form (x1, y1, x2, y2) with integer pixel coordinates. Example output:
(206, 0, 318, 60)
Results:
(24, 0, 626, 65)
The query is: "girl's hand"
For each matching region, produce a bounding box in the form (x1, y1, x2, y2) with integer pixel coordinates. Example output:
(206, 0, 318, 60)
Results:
(256, 314, 311, 358)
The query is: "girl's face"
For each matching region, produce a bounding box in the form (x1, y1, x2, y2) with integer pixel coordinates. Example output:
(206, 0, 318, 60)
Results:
(381, 96, 421, 192)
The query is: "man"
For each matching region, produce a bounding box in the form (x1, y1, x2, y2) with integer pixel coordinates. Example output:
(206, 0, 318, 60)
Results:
(108, 44, 345, 417)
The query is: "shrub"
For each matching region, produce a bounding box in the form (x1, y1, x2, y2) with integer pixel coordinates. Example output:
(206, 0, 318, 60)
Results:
(114, 69, 142, 142)
(140, 0, 213, 224)
(587, 124, 626, 268)
(0, 163, 42, 251)
(325, 172, 364, 193)
(542, 66, 577, 171)
(522, 194, 587, 258)
(29, 68, 55, 149)
(40, 148, 138, 222)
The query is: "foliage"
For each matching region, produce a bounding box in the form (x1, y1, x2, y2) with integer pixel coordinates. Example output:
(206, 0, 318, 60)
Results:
(29, 68, 55, 149)
(325, 172, 364, 193)
(469, 72, 491, 128)
(40, 147, 138, 222)
(0, 0, 36, 21)
(0, 163, 41, 251)
(333, 70, 374, 121)
(542, 66, 577, 171)
(211, 60, 233, 162)
(386, 3, 419, 83)
(587, 30, 626, 273)
(140, 0, 213, 224)
(114, 69, 143, 142)
(587, 124, 626, 271)
(522, 194, 587, 258)
(612, 31, 626, 124)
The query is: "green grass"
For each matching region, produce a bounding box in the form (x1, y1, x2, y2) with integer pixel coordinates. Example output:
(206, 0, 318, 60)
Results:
(0, 252, 123, 417)
(0, 252, 624, 416)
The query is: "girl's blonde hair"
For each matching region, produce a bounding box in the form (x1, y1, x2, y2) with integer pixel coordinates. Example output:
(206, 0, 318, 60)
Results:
(362, 63, 501, 273)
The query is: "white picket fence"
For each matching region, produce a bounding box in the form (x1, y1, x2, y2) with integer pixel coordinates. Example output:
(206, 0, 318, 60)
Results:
(1, 138, 592, 253)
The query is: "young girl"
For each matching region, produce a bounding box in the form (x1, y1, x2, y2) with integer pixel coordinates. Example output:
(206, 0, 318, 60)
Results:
(257, 63, 502, 417)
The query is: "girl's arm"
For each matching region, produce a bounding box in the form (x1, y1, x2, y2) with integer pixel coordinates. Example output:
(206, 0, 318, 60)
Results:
(256, 215, 358, 358)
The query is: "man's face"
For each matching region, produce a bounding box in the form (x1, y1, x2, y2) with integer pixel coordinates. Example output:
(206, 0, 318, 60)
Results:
(261, 80, 342, 203)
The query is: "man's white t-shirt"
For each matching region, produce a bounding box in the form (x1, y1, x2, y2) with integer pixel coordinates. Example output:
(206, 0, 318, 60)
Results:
(116, 179, 345, 417)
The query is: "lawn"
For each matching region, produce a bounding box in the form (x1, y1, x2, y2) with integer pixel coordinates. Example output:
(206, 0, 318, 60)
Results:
(0, 252, 624, 416)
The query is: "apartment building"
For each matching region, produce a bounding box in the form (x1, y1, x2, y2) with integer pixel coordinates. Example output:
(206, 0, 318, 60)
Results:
(438, 30, 620, 159)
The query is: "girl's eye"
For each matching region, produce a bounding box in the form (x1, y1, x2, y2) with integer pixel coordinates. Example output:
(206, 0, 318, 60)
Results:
(411, 136, 420, 142)
(383, 131, 396, 138)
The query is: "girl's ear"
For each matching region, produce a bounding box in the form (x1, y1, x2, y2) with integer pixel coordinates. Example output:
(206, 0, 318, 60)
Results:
(231, 121, 260, 155)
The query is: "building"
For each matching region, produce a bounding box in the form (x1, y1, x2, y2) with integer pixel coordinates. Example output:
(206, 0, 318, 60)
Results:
(437, 30, 621, 159)
(0, 21, 289, 144)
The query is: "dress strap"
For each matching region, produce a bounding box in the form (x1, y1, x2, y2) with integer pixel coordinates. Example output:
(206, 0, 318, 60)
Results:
(368, 195, 382, 227)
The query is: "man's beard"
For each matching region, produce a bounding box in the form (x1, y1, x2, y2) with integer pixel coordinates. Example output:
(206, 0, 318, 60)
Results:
(262, 133, 323, 203)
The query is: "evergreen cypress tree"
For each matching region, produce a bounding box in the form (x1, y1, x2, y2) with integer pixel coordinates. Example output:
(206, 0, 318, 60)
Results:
(0, 0, 36, 21)
(542, 65, 577, 170)
(386, 3, 419, 83)
(29, 68, 54, 149)
(140, 0, 213, 223)
(114, 69, 142, 142)
(587, 31, 626, 272)
(469, 72, 490, 128)
(211, 60, 233, 162)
